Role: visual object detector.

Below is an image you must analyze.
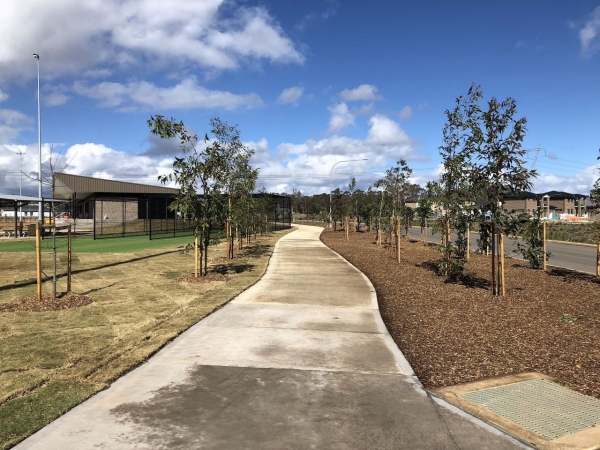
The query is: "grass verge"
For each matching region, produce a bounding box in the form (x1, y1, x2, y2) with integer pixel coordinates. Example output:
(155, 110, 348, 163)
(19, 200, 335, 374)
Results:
(0, 228, 293, 449)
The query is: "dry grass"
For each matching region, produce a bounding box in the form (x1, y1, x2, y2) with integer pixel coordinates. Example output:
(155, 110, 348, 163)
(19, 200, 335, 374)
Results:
(0, 228, 292, 449)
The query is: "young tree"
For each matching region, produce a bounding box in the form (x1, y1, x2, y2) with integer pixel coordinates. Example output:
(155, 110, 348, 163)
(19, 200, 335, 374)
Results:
(514, 209, 551, 269)
(208, 118, 257, 259)
(347, 177, 357, 232)
(150, 116, 222, 277)
(400, 206, 415, 241)
(416, 197, 433, 245)
(374, 160, 413, 252)
(467, 85, 536, 295)
(435, 86, 481, 279)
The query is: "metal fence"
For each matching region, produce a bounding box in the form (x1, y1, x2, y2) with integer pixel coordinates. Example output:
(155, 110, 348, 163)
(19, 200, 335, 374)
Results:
(82, 194, 291, 240)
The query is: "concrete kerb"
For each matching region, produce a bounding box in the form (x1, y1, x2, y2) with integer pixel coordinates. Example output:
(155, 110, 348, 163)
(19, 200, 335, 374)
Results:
(317, 227, 534, 449)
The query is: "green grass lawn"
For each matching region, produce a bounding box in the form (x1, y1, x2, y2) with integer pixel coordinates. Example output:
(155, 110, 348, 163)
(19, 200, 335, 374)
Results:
(0, 228, 292, 449)
(0, 231, 225, 253)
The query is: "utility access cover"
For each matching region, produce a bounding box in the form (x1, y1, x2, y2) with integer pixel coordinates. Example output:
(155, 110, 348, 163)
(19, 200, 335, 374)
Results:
(461, 379, 600, 440)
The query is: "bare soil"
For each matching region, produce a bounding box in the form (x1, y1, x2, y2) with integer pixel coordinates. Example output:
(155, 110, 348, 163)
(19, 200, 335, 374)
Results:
(320, 228, 600, 400)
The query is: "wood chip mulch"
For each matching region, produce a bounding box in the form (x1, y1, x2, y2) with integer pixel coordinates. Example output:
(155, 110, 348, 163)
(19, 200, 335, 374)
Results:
(176, 273, 230, 283)
(0, 292, 93, 312)
(321, 229, 600, 399)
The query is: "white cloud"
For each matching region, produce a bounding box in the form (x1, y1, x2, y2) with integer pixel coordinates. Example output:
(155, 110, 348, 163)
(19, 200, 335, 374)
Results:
(0, 0, 304, 83)
(74, 77, 263, 111)
(84, 68, 113, 79)
(251, 114, 420, 194)
(399, 106, 412, 120)
(296, 1, 339, 30)
(0, 109, 33, 143)
(57, 143, 174, 186)
(579, 6, 600, 55)
(0, 89, 8, 102)
(366, 114, 413, 149)
(327, 102, 354, 132)
(532, 165, 600, 195)
(44, 92, 69, 107)
(339, 84, 382, 102)
(352, 102, 374, 116)
(277, 86, 304, 105)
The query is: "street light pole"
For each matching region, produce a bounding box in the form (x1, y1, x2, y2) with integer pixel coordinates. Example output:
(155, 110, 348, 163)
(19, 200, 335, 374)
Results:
(33, 53, 42, 222)
(15, 149, 24, 219)
(329, 158, 367, 228)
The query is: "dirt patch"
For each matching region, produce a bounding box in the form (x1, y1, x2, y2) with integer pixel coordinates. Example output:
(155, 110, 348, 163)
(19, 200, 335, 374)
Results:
(0, 292, 93, 312)
(320, 228, 600, 400)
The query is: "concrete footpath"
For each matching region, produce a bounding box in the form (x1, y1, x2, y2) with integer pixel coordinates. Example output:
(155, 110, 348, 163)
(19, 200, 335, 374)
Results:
(16, 225, 529, 449)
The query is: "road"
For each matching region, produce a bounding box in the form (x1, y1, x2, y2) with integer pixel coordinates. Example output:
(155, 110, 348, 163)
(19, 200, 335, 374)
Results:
(407, 227, 598, 275)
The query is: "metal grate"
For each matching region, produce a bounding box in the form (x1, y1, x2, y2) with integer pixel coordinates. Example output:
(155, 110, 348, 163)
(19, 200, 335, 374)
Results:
(461, 379, 600, 440)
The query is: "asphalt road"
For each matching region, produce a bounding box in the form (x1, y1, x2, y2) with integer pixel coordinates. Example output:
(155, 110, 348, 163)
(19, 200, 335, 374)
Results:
(407, 227, 598, 275)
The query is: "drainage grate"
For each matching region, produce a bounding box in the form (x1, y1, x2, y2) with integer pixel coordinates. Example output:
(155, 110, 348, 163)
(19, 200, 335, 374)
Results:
(461, 379, 600, 440)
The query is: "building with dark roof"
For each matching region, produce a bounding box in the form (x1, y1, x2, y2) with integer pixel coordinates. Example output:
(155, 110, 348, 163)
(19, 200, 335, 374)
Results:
(52, 173, 290, 239)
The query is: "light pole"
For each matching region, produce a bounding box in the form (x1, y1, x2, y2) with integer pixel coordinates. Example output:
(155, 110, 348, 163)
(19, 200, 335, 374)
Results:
(11, 149, 25, 219)
(329, 158, 367, 228)
(33, 53, 42, 222)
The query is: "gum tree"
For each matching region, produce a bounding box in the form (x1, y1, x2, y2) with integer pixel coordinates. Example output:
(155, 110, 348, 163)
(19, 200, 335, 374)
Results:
(467, 85, 536, 295)
(209, 118, 258, 259)
(435, 85, 481, 279)
(150, 116, 258, 276)
(374, 160, 413, 260)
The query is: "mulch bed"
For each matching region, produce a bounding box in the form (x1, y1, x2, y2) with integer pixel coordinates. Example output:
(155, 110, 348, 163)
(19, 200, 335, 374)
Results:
(0, 292, 93, 312)
(321, 229, 600, 399)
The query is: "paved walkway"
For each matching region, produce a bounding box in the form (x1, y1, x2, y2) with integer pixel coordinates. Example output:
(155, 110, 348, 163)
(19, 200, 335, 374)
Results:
(16, 225, 528, 449)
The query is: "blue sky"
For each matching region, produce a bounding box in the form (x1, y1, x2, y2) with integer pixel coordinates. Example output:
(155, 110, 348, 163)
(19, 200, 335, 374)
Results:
(0, 0, 599, 197)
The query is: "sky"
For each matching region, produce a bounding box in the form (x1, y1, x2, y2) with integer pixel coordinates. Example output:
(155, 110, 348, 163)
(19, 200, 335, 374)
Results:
(0, 0, 599, 198)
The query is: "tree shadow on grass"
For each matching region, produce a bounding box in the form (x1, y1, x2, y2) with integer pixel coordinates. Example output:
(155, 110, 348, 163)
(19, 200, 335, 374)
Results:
(210, 264, 255, 275)
(0, 250, 179, 292)
(242, 244, 272, 258)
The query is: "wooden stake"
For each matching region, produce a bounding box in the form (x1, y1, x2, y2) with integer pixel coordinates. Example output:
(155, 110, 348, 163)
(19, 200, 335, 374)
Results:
(194, 234, 199, 278)
(596, 242, 600, 278)
(424, 219, 428, 246)
(345, 216, 349, 240)
(36, 222, 42, 301)
(396, 218, 401, 263)
(543, 221, 547, 272)
(67, 224, 72, 292)
(466, 225, 470, 260)
(500, 233, 505, 296)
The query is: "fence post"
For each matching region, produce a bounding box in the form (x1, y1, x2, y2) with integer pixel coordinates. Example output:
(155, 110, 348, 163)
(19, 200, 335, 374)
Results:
(67, 224, 72, 292)
(36, 222, 42, 301)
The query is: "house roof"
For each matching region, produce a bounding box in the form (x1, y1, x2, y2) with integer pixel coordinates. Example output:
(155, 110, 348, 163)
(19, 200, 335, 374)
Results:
(541, 190, 582, 199)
